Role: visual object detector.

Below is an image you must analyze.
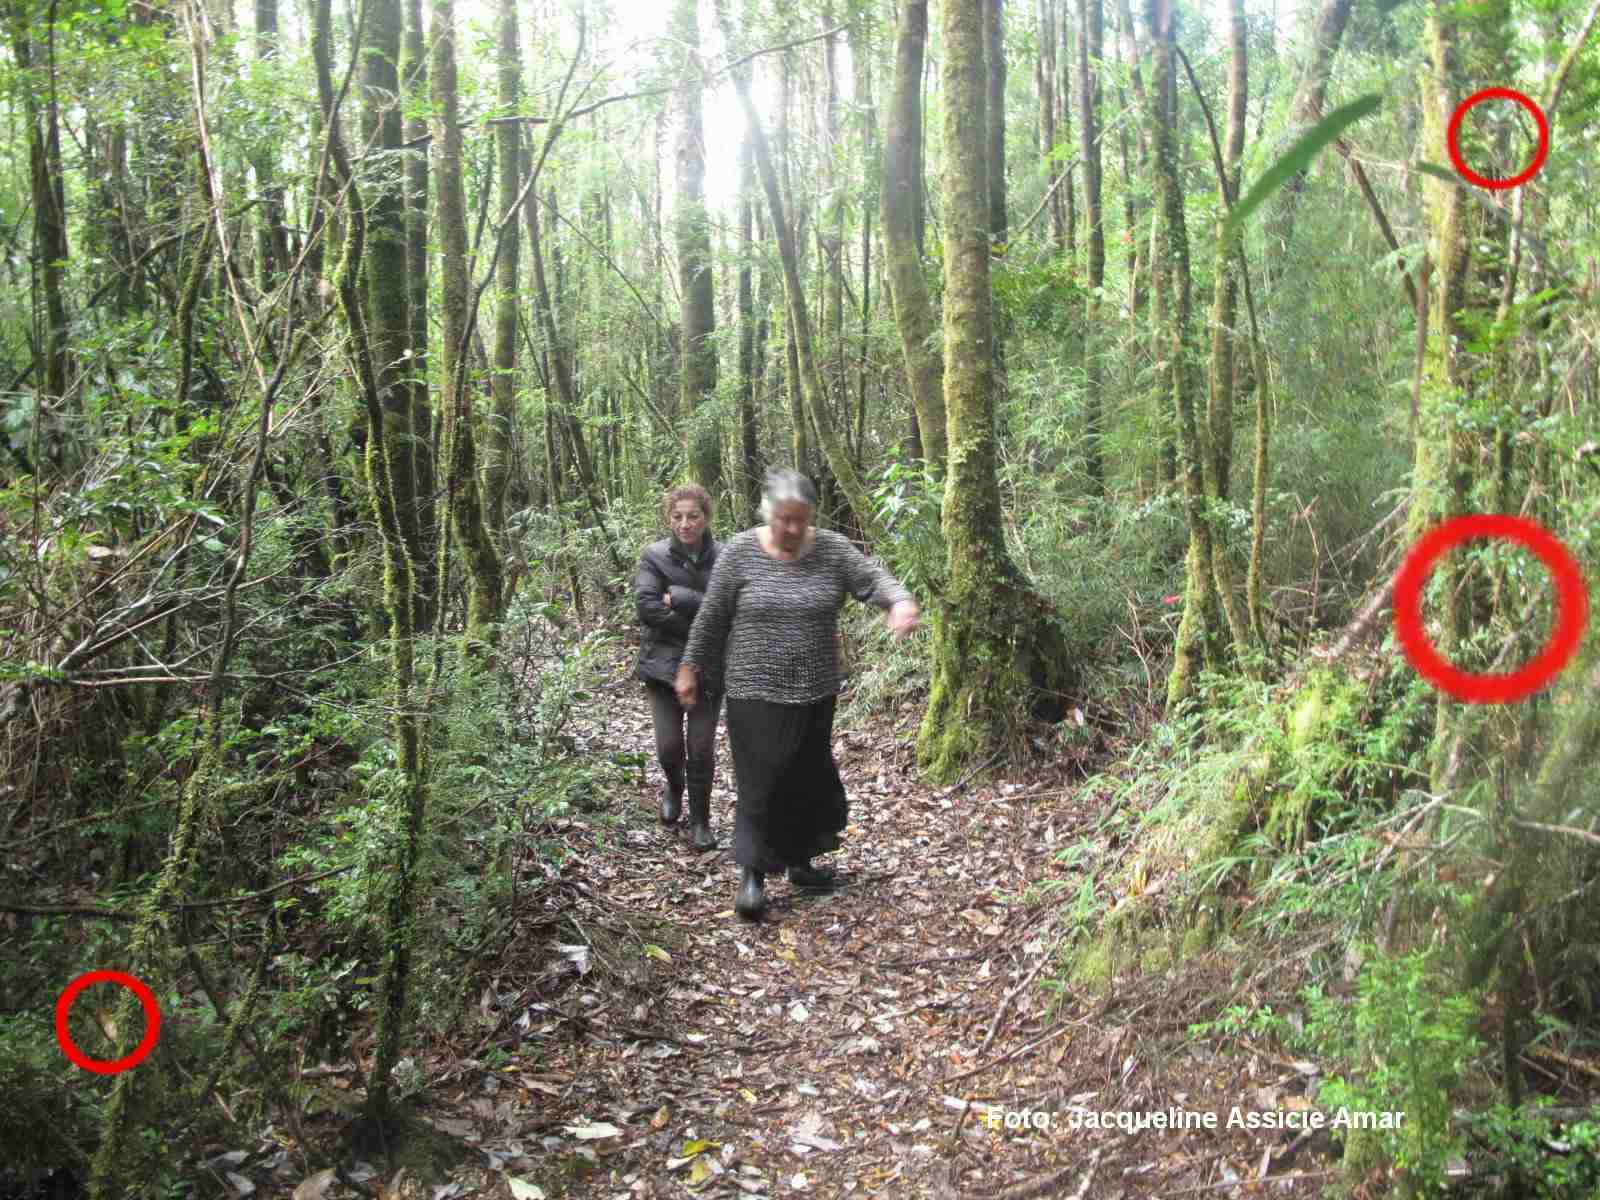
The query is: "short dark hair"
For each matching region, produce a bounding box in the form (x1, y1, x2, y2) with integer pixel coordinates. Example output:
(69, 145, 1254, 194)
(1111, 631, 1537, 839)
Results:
(662, 482, 713, 527)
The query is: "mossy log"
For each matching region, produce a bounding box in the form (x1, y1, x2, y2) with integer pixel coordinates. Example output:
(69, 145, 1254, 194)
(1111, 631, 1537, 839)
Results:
(1066, 666, 1386, 992)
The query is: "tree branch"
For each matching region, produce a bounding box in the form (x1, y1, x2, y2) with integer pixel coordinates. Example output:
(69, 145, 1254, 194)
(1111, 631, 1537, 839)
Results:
(0, 866, 356, 922)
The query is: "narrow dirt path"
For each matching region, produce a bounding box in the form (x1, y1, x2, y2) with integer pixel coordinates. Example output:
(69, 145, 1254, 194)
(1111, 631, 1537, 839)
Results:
(403, 648, 1342, 1200)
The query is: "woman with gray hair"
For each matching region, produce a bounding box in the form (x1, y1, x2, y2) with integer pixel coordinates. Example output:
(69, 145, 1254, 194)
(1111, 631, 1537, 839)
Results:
(675, 468, 921, 919)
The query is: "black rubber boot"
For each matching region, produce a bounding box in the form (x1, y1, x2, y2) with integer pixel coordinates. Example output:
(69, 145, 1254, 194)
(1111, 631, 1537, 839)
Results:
(787, 861, 836, 889)
(658, 764, 684, 824)
(735, 868, 766, 920)
(686, 786, 716, 850)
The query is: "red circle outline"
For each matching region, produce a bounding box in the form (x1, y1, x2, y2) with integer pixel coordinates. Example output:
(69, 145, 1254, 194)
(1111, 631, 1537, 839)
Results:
(54, 970, 162, 1075)
(1393, 515, 1588, 704)
(1446, 88, 1550, 191)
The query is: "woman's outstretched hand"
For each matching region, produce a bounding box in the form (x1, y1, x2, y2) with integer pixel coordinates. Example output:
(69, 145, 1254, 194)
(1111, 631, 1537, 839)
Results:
(887, 599, 921, 640)
(674, 662, 699, 709)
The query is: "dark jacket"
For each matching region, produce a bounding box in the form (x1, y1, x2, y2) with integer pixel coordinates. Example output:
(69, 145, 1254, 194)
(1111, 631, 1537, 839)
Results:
(635, 533, 718, 688)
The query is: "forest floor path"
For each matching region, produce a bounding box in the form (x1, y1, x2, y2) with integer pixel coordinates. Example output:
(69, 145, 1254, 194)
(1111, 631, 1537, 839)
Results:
(403, 642, 1342, 1200)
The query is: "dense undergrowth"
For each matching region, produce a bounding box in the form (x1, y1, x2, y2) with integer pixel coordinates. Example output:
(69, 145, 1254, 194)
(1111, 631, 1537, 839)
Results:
(1047, 631, 1600, 1197)
(0, 492, 637, 1193)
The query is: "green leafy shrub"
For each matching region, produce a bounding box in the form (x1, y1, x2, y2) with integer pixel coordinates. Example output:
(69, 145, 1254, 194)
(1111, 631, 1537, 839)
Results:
(1304, 947, 1483, 1195)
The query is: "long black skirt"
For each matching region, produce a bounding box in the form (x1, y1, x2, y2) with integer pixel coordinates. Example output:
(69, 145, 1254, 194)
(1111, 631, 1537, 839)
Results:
(725, 695, 847, 874)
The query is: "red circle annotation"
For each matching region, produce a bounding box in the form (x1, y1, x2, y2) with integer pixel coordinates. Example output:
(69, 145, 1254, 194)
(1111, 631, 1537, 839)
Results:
(54, 970, 162, 1075)
(1446, 88, 1549, 191)
(1393, 514, 1588, 705)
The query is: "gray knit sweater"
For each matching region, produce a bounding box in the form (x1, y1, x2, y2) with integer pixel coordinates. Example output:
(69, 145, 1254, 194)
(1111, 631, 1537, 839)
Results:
(681, 528, 913, 704)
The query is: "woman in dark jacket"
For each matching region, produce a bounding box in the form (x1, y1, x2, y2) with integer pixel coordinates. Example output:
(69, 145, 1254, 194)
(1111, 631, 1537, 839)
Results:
(635, 483, 722, 849)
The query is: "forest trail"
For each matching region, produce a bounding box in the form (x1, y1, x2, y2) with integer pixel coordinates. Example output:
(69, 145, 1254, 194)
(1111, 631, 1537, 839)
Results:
(352, 641, 1344, 1200)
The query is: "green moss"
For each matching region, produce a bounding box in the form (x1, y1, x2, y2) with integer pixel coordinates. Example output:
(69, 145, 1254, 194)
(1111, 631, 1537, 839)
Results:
(1290, 685, 1325, 751)
(1067, 662, 1436, 1002)
(1071, 940, 1115, 989)
(1340, 1126, 1388, 1195)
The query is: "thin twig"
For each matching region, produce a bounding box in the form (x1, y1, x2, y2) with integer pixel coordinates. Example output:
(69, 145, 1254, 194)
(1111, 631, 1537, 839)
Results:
(996, 1150, 1101, 1200)
(979, 943, 1056, 1056)
(936, 1017, 1078, 1087)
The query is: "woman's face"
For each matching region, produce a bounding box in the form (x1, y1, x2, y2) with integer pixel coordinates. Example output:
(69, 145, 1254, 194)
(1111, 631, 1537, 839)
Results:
(669, 500, 707, 546)
(767, 499, 812, 553)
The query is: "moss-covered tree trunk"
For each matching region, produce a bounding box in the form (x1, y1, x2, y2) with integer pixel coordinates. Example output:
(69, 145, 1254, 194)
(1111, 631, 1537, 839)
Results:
(311, 0, 429, 1129)
(880, 0, 946, 469)
(362, 0, 424, 638)
(1410, 0, 1475, 790)
(433, 0, 503, 648)
(485, 0, 521, 534)
(1149, 0, 1236, 707)
(916, 0, 1073, 783)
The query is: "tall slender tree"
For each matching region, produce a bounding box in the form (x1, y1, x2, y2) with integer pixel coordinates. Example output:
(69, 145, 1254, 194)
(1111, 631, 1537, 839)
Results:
(985, 0, 1008, 246)
(1036, 0, 1066, 251)
(362, 0, 426, 628)
(737, 134, 764, 513)
(881, 0, 946, 468)
(918, 0, 1073, 781)
(719, 3, 881, 541)
(1262, 0, 1353, 288)
(12, 6, 70, 412)
(1150, 0, 1225, 706)
(486, 0, 521, 533)
(433, 0, 504, 648)
(401, 0, 438, 625)
(675, 0, 719, 490)
(1411, 0, 1477, 790)
(1115, 0, 1148, 315)
(253, 0, 290, 290)
(1207, 0, 1246, 501)
(1076, 0, 1104, 491)
(821, 6, 847, 443)
(849, 7, 876, 464)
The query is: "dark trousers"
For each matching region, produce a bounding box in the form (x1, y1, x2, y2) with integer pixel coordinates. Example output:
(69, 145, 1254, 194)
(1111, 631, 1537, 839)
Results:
(645, 681, 722, 797)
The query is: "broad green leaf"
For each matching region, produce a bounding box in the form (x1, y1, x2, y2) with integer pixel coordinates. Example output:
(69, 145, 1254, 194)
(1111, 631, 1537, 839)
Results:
(1222, 94, 1383, 244)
